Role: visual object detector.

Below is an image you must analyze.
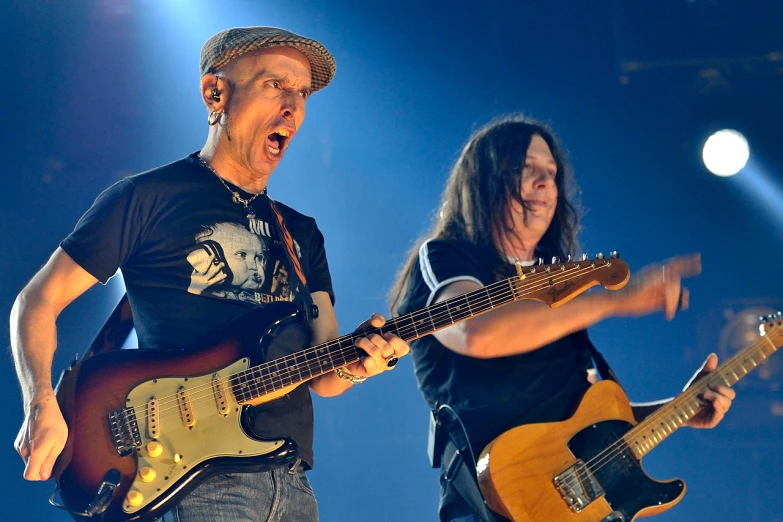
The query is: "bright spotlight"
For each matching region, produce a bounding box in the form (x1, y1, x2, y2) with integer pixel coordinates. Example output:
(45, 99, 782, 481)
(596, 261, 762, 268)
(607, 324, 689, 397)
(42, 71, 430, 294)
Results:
(702, 129, 749, 177)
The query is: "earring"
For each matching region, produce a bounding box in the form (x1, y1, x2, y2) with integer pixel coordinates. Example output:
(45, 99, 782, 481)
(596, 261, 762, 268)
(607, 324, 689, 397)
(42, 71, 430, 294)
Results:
(208, 110, 221, 126)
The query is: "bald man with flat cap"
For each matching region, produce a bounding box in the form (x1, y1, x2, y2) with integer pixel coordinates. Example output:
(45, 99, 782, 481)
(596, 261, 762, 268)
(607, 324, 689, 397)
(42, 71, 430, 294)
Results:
(11, 27, 408, 522)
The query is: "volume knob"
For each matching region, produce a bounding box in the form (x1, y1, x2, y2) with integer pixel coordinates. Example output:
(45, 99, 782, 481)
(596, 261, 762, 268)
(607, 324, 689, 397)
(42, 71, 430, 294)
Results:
(147, 441, 163, 458)
(139, 466, 156, 483)
(126, 489, 144, 507)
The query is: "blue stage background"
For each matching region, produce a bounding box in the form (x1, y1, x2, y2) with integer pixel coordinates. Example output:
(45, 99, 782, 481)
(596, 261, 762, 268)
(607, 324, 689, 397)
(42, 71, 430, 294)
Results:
(2, 1, 782, 520)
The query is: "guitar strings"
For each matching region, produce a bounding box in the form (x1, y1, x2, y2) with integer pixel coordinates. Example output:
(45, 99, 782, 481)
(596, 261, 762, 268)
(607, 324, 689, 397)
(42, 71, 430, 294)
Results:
(555, 330, 780, 493)
(114, 265, 614, 428)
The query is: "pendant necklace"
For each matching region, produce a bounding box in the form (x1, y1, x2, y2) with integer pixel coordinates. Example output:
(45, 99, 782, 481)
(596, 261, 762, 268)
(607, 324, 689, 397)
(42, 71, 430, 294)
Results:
(197, 155, 266, 222)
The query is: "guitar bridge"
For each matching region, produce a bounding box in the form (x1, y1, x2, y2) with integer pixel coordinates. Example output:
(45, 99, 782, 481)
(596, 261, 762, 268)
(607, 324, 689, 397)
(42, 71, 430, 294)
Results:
(108, 407, 142, 456)
(553, 459, 605, 513)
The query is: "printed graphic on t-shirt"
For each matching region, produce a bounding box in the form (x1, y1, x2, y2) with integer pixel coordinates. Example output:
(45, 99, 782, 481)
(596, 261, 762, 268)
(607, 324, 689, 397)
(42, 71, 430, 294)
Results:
(186, 218, 300, 305)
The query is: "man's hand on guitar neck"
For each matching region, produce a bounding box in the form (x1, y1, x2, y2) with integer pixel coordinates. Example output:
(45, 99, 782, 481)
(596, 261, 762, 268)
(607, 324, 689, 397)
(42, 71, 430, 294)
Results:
(633, 354, 736, 428)
(343, 313, 410, 380)
(683, 353, 736, 429)
(14, 389, 68, 481)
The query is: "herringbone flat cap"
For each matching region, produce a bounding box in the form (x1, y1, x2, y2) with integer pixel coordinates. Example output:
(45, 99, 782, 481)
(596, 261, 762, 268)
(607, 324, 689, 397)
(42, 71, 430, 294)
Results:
(200, 27, 336, 92)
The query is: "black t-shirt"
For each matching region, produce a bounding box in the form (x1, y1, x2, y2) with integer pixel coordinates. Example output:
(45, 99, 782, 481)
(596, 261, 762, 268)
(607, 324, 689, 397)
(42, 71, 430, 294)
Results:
(398, 238, 593, 460)
(60, 152, 334, 467)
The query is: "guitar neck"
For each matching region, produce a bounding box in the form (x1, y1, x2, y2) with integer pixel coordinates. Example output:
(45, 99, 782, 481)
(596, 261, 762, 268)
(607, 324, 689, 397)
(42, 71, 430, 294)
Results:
(624, 315, 783, 458)
(233, 257, 628, 403)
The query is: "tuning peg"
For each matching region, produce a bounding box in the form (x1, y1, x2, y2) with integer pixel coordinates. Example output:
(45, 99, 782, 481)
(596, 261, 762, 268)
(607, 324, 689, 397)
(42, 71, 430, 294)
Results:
(609, 251, 619, 258)
(596, 252, 605, 260)
(538, 257, 544, 265)
(551, 256, 560, 264)
(580, 253, 589, 261)
(566, 255, 572, 262)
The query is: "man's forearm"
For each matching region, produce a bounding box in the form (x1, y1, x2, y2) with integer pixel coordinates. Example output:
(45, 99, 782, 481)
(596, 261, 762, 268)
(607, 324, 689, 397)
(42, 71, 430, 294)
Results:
(10, 290, 60, 409)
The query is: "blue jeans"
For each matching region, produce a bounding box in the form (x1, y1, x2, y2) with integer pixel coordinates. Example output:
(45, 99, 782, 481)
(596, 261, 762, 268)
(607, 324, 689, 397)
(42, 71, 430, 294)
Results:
(158, 464, 318, 522)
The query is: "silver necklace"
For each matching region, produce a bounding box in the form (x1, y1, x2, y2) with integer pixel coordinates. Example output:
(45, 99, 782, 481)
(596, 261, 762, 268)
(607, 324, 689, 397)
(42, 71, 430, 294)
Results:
(197, 155, 266, 221)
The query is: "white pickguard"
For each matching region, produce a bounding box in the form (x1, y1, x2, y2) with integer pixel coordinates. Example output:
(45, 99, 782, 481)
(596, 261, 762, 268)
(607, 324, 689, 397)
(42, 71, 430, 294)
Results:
(121, 358, 285, 514)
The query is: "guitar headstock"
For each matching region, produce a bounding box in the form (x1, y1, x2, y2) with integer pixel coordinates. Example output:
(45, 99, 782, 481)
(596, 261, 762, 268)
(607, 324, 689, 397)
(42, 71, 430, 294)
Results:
(515, 252, 630, 308)
(761, 311, 783, 346)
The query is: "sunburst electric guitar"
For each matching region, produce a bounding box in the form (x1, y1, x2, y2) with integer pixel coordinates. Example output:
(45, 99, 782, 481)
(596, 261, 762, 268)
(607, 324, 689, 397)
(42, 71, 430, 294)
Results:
(477, 312, 783, 522)
(50, 254, 629, 522)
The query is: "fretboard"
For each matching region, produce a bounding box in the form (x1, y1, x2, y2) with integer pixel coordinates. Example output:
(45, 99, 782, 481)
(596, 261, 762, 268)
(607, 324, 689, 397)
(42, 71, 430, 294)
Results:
(232, 260, 613, 403)
(624, 319, 783, 459)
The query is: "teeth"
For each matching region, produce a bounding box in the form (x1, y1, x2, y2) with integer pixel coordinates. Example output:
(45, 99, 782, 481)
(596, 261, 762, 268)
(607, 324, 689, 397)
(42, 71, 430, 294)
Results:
(268, 146, 280, 155)
(275, 129, 290, 137)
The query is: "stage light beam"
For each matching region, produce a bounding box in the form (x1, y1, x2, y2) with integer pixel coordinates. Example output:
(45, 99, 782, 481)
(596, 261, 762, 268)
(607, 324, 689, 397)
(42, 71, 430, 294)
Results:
(702, 129, 749, 177)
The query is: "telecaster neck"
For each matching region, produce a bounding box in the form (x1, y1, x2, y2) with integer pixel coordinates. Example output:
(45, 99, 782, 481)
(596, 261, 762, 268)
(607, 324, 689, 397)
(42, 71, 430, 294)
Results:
(625, 313, 783, 458)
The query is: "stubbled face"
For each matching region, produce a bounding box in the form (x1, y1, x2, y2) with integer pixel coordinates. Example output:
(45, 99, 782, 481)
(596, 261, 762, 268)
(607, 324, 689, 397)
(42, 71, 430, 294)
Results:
(220, 47, 312, 176)
(509, 134, 558, 240)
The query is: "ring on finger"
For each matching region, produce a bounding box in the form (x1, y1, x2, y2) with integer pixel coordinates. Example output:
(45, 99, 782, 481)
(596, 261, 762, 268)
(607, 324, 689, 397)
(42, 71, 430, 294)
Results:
(384, 353, 399, 368)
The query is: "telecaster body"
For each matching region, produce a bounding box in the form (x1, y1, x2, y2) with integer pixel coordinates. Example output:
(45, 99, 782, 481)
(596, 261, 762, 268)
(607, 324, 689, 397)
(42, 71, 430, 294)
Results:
(478, 313, 783, 522)
(477, 381, 684, 522)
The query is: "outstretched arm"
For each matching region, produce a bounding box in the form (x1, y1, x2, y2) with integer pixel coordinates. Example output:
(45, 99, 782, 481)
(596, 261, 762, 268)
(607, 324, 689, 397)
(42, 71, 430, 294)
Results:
(435, 254, 702, 358)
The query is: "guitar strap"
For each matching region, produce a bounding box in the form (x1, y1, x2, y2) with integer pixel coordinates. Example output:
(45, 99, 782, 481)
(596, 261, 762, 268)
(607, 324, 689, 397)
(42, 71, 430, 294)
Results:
(84, 293, 134, 359)
(437, 407, 507, 522)
(264, 194, 318, 323)
(53, 293, 134, 395)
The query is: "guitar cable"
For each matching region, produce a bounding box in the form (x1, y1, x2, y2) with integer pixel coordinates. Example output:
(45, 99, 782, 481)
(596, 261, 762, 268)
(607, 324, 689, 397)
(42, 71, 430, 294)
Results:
(437, 404, 479, 478)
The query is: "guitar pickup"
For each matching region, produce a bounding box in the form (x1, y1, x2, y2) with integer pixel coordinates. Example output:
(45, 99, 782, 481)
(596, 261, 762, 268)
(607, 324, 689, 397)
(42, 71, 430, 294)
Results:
(146, 397, 160, 439)
(211, 374, 230, 416)
(176, 387, 196, 427)
(553, 460, 605, 513)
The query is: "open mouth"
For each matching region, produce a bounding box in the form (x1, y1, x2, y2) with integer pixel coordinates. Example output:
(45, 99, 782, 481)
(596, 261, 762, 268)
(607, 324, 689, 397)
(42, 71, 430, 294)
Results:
(266, 128, 292, 156)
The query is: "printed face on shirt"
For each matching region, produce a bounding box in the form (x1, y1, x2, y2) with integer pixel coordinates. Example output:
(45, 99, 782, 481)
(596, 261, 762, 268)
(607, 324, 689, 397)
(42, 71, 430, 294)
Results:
(213, 223, 266, 289)
(189, 222, 268, 293)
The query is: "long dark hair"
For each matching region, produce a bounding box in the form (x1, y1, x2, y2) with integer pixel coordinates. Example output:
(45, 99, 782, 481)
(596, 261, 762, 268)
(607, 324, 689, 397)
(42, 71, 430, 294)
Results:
(389, 114, 581, 316)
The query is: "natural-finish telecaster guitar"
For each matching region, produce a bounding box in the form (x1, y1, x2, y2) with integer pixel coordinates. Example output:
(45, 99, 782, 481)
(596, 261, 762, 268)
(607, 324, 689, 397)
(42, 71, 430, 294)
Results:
(51, 254, 629, 521)
(477, 312, 783, 522)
